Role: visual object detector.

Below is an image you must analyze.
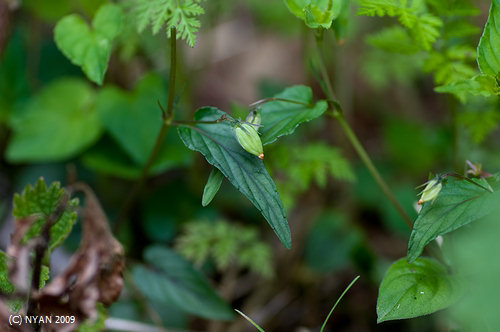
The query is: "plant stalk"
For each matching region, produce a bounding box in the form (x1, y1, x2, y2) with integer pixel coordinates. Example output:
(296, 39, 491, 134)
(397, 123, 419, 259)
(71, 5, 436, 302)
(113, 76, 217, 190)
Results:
(113, 27, 178, 231)
(315, 33, 413, 229)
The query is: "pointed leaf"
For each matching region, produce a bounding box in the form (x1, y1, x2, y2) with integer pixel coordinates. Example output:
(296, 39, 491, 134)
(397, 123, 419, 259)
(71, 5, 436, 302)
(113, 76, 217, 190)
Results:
(260, 85, 327, 145)
(131, 246, 234, 320)
(377, 257, 464, 323)
(178, 107, 291, 248)
(477, 0, 500, 77)
(202, 168, 224, 206)
(407, 176, 500, 262)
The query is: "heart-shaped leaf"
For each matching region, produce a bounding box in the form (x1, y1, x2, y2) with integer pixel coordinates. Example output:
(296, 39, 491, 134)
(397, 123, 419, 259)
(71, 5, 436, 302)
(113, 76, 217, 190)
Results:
(377, 257, 464, 323)
(131, 246, 234, 320)
(54, 3, 123, 85)
(178, 107, 292, 248)
(6, 78, 102, 162)
(407, 176, 500, 262)
(477, 0, 500, 77)
(94, 74, 191, 175)
(260, 85, 327, 145)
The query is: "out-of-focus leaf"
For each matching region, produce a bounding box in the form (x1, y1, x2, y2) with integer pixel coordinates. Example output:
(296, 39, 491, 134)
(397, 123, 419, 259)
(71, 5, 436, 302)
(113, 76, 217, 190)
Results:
(259, 85, 327, 145)
(408, 176, 500, 262)
(178, 107, 291, 249)
(0, 30, 29, 123)
(435, 74, 500, 103)
(12, 178, 79, 252)
(304, 212, 362, 273)
(54, 3, 123, 84)
(96, 74, 191, 175)
(131, 246, 234, 320)
(202, 168, 224, 207)
(6, 79, 101, 162)
(449, 200, 500, 329)
(377, 257, 464, 323)
(477, 0, 500, 77)
(284, 0, 342, 29)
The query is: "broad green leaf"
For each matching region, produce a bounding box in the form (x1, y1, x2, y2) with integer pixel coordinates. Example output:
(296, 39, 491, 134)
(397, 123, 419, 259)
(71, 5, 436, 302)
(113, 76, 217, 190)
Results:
(6, 78, 101, 162)
(260, 85, 327, 145)
(0, 251, 14, 294)
(477, 0, 500, 77)
(178, 107, 292, 249)
(407, 176, 500, 262)
(12, 178, 79, 252)
(131, 246, 234, 320)
(54, 3, 123, 85)
(377, 257, 463, 323)
(202, 168, 224, 206)
(285, 0, 342, 29)
(96, 74, 191, 175)
(435, 74, 500, 103)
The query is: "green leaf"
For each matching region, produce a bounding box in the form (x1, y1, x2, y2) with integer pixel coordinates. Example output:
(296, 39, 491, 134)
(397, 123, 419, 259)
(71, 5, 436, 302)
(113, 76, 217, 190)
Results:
(6, 78, 101, 162)
(0, 251, 15, 294)
(96, 74, 191, 174)
(407, 176, 500, 262)
(131, 0, 205, 47)
(259, 85, 327, 145)
(54, 3, 123, 85)
(178, 107, 292, 249)
(435, 74, 500, 102)
(202, 168, 224, 207)
(131, 246, 234, 320)
(12, 178, 79, 252)
(477, 0, 500, 77)
(284, 0, 342, 29)
(377, 257, 463, 323)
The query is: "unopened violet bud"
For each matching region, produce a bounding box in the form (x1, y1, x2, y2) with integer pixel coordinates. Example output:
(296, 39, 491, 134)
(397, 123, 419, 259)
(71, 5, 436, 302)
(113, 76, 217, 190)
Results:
(234, 123, 264, 160)
(418, 178, 442, 205)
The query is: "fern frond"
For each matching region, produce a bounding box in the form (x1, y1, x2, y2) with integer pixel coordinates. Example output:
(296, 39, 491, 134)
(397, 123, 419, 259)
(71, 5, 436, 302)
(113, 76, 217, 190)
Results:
(359, 0, 442, 50)
(131, 0, 205, 47)
(410, 13, 442, 50)
(358, 0, 401, 17)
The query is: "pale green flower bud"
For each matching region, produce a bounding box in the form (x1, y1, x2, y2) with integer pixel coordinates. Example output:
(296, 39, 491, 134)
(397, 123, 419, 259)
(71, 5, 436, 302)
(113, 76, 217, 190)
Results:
(418, 178, 442, 205)
(234, 123, 264, 159)
(246, 109, 261, 126)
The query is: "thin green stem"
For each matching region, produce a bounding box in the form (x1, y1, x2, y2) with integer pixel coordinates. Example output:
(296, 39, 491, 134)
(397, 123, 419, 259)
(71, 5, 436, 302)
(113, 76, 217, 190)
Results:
(249, 97, 311, 109)
(315, 33, 413, 229)
(113, 27, 178, 231)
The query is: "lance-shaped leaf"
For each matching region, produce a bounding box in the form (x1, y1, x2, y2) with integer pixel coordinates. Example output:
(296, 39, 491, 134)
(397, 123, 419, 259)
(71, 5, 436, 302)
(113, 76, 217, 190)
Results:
(131, 246, 234, 320)
(407, 176, 500, 262)
(377, 257, 464, 323)
(259, 85, 327, 145)
(202, 168, 224, 206)
(178, 107, 291, 248)
(477, 0, 500, 77)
